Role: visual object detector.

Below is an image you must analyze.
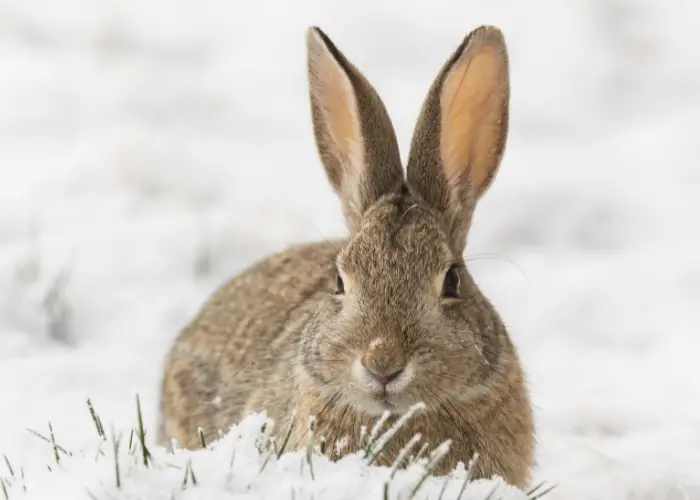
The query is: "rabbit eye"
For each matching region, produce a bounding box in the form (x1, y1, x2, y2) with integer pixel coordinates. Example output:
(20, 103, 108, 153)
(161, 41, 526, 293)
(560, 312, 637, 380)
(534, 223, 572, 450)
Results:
(334, 270, 345, 295)
(442, 265, 461, 298)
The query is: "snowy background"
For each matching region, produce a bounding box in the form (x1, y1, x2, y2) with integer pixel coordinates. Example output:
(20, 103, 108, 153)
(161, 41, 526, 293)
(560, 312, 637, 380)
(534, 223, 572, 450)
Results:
(1, 0, 700, 498)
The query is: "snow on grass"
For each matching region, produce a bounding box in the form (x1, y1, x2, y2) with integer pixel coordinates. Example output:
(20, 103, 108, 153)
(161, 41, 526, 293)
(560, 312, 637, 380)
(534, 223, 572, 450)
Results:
(0, 400, 540, 500)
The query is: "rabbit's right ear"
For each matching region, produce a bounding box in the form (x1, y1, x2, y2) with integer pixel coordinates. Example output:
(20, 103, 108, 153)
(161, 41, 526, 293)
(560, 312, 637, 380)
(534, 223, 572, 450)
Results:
(406, 27, 510, 254)
(307, 27, 404, 234)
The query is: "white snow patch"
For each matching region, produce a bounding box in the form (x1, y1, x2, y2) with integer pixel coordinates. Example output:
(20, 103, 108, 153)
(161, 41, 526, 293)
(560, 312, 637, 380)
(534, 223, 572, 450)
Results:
(1, 412, 527, 500)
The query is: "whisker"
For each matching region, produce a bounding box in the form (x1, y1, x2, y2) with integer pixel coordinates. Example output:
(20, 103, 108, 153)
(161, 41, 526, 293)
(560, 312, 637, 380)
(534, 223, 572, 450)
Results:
(316, 390, 342, 422)
(425, 370, 465, 383)
(464, 253, 532, 289)
(273, 191, 345, 256)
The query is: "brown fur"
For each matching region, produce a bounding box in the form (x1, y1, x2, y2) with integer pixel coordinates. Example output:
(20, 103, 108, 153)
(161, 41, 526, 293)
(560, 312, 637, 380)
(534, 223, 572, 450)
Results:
(159, 25, 535, 488)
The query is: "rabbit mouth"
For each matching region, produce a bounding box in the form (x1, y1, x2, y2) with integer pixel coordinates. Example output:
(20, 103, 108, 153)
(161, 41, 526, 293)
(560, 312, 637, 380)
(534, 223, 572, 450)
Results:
(346, 357, 416, 414)
(369, 393, 395, 409)
(355, 392, 399, 415)
(354, 385, 420, 415)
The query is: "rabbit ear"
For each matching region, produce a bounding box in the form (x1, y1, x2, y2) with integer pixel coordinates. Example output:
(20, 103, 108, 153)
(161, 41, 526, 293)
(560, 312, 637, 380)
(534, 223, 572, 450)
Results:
(406, 26, 510, 252)
(307, 27, 404, 234)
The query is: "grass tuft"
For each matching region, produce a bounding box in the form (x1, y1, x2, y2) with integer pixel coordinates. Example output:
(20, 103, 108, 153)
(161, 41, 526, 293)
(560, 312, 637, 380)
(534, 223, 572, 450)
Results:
(358, 425, 367, 449)
(255, 421, 271, 455)
(26, 428, 71, 459)
(455, 452, 480, 500)
(259, 449, 274, 474)
(0, 478, 8, 500)
(527, 481, 546, 496)
(48, 423, 61, 464)
(529, 482, 558, 500)
(364, 410, 391, 456)
(408, 440, 452, 499)
(197, 427, 206, 449)
(87, 399, 105, 439)
(277, 410, 297, 458)
(111, 426, 122, 489)
(128, 429, 135, 454)
(189, 462, 197, 486)
(225, 448, 237, 488)
(2, 456, 14, 478)
(182, 460, 189, 488)
(182, 459, 197, 488)
(6, 398, 551, 499)
(483, 481, 500, 500)
(410, 443, 429, 467)
(389, 433, 422, 479)
(436, 471, 452, 500)
(366, 402, 425, 466)
(135, 394, 151, 467)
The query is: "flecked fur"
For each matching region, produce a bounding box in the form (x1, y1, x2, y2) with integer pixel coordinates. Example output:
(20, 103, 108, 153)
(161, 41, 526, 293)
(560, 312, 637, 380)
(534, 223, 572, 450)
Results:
(159, 25, 535, 488)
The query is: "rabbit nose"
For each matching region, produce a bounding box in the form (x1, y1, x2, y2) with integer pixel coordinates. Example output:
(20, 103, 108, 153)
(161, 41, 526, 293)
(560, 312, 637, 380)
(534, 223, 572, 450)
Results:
(362, 364, 405, 386)
(361, 337, 407, 386)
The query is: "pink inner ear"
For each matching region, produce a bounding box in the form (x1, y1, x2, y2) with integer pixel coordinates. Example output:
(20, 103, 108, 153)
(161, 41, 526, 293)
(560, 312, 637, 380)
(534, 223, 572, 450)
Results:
(439, 44, 508, 196)
(307, 30, 366, 193)
(317, 61, 363, 167)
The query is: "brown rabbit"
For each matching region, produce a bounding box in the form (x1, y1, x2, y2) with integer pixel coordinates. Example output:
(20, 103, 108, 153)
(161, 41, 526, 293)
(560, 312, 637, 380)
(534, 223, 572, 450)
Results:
(159, 25, 535, 488)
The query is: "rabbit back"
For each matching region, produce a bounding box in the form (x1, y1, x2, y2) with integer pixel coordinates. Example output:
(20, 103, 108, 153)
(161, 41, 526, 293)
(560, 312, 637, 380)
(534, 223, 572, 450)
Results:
(159, 240, 342, 449)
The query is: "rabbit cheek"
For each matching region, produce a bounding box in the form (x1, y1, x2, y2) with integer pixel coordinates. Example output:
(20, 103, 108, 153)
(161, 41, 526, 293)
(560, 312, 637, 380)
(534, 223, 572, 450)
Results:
(310, 334, 347, 382)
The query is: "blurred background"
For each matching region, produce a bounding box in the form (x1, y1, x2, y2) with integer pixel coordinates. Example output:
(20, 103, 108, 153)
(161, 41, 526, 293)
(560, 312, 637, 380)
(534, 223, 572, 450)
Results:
(1, 1, 699, 498)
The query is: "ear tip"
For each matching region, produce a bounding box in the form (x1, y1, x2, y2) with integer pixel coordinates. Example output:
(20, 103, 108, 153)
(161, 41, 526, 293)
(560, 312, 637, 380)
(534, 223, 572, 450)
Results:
(307, 26, 323, 46)
(452, 25, 508, 71)
(465, 25, 508, 52)
(307, 26, 336, 51)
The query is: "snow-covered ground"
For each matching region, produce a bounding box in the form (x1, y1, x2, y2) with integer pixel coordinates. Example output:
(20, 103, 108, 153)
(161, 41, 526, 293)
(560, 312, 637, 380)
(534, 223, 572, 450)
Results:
(1, 409, 536, 500)
(1, 0, 700, 498)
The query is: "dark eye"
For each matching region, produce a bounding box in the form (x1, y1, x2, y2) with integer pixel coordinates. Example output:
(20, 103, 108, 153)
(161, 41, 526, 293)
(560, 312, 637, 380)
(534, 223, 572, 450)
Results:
(334, 270, 345, 295)
(442, 265, 461, 298)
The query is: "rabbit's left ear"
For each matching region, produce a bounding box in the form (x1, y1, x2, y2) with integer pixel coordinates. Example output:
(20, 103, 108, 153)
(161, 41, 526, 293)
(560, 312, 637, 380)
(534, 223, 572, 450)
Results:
(307, 27, 404, 234)
(406, 26, 510, 252)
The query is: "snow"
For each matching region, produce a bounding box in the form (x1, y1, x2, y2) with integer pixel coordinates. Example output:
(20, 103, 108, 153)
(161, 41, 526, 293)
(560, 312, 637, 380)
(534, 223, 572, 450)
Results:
(1, 412, 530, 500)
(1, 0, 699, 499)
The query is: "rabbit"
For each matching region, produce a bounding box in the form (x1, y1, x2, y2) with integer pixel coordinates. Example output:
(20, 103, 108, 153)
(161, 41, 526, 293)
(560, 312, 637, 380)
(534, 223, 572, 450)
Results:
(159, 25, 535, 488)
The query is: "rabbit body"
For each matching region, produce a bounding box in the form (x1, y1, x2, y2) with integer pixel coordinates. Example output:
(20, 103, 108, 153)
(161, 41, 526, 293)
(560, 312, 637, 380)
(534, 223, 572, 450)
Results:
(160, 25, 535, 488)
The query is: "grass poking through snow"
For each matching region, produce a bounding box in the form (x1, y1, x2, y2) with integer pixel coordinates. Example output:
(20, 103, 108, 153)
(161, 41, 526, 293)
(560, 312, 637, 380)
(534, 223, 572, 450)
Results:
(0, 396, 555, 499)
(87, 399, 105, 439)
(111, 426, 122, 489)
(135, 394, 151, 467)
(26, 427, 71, 460)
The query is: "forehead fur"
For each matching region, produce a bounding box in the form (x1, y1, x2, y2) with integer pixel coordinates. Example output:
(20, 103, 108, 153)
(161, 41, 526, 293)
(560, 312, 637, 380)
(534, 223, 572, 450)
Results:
(339, 191, 455, 286)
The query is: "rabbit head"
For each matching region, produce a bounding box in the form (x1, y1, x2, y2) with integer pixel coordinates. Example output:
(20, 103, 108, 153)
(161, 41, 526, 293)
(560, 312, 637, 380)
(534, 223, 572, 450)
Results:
(300, 26, 514, 418)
